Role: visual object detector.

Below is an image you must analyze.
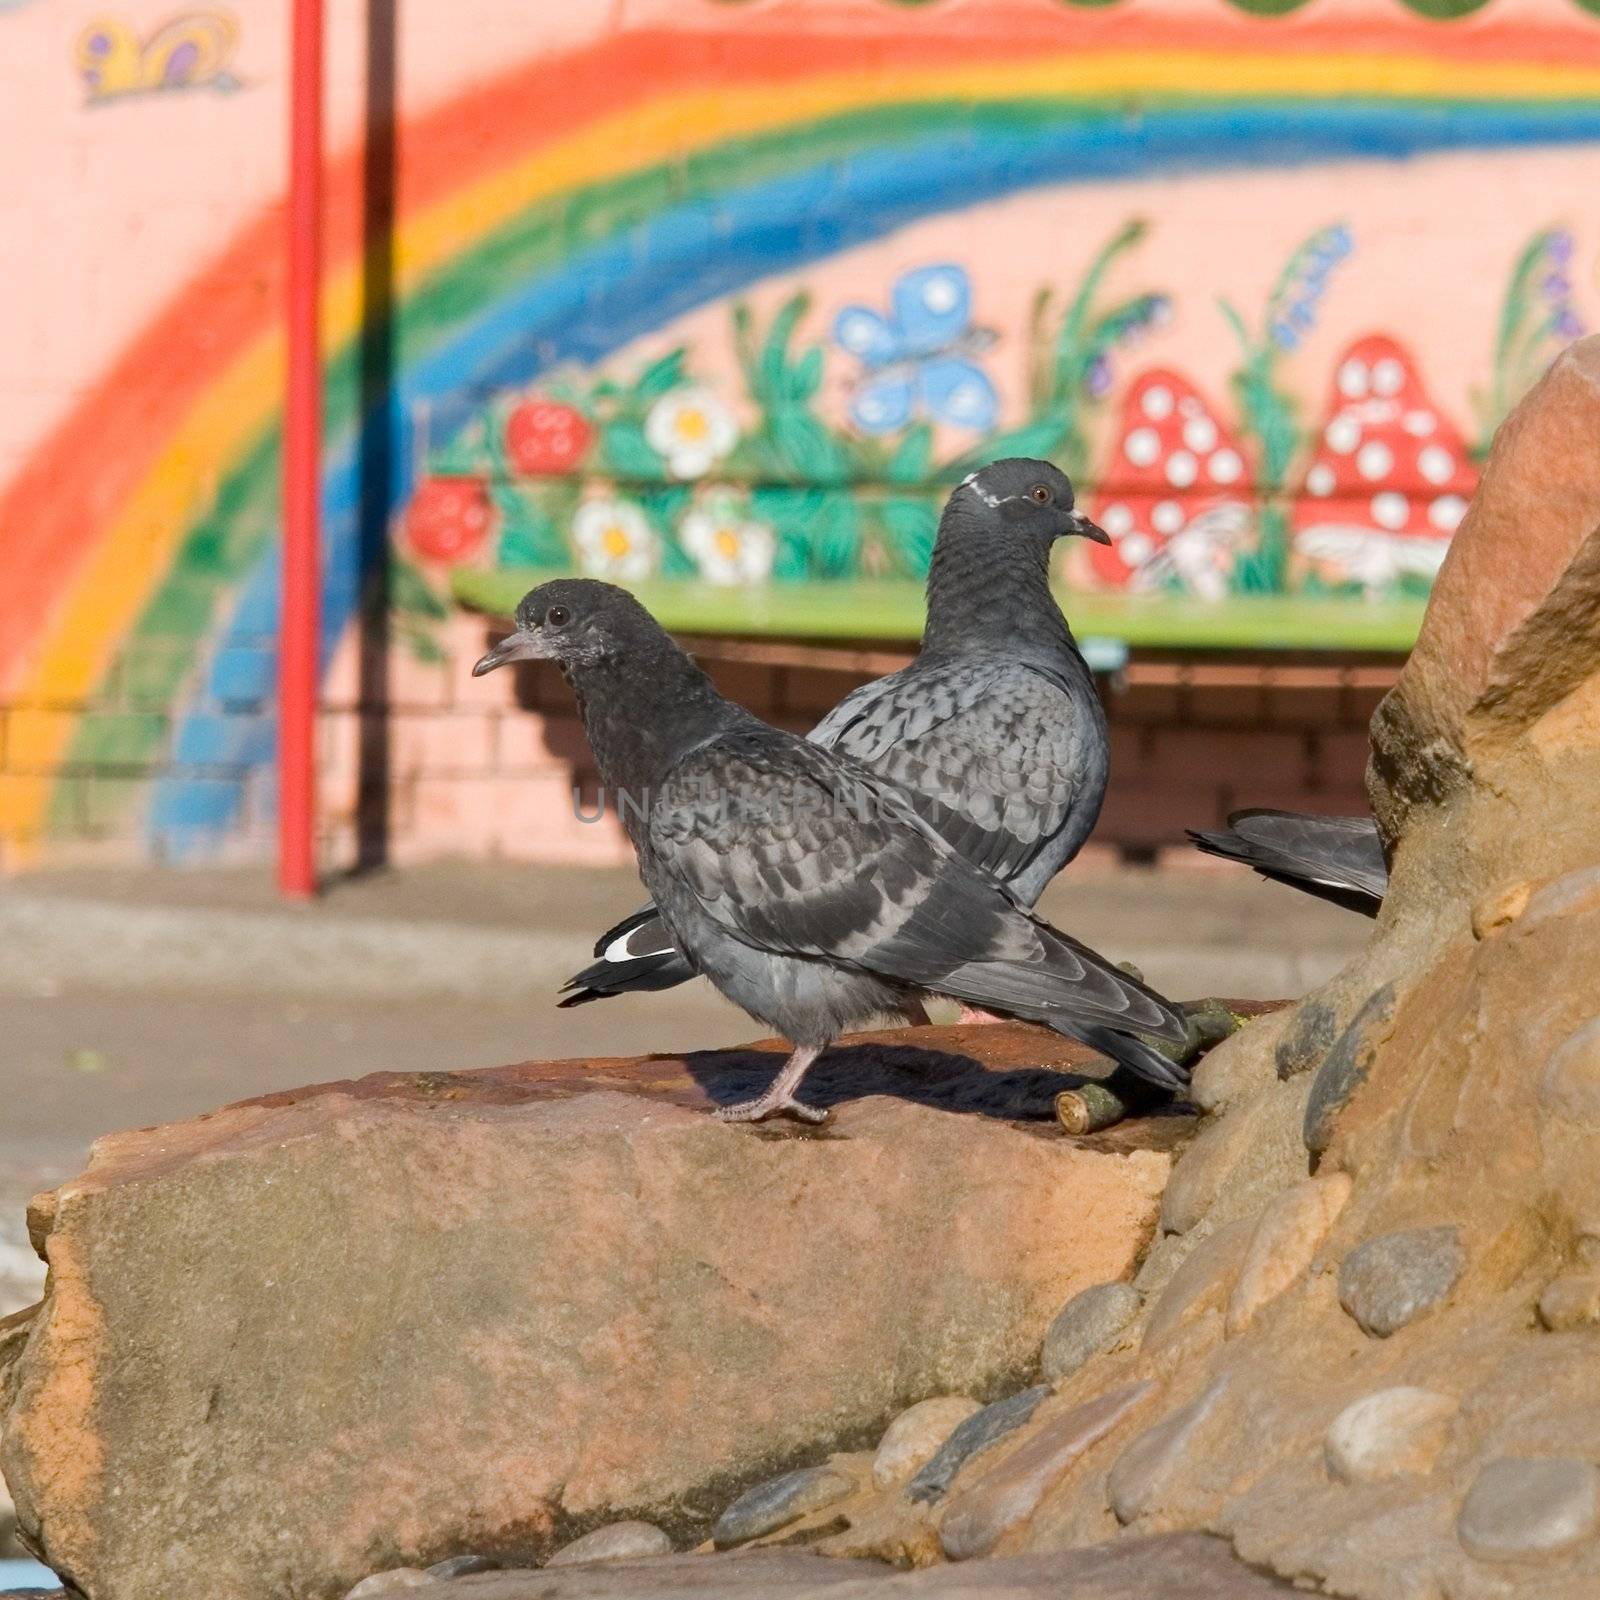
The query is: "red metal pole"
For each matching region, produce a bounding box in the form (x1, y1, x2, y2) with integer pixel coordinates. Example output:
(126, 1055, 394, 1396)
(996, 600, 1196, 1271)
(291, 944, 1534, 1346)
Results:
(279, 0, 323, 897)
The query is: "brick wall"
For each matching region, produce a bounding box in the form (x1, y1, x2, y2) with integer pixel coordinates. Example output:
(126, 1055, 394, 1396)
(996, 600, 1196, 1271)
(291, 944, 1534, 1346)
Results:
(309, 611, 1394, 873)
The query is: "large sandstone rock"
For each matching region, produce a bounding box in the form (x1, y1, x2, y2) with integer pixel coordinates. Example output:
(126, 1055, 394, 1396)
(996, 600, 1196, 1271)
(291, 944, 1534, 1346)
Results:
(0, 1024, 1184, 1600)
(1370, 337, 1600, 839)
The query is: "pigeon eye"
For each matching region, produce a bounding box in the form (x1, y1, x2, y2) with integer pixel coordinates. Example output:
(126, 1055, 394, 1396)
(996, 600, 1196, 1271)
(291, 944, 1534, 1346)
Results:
(547, 605, 571, 628)
(1029, 484, 1052, 505)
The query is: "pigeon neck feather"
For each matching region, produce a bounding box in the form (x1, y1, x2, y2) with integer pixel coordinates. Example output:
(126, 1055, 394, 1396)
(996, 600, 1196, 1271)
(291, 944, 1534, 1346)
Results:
(563, 632, 748, 799)
(921, 509, 1076, 664)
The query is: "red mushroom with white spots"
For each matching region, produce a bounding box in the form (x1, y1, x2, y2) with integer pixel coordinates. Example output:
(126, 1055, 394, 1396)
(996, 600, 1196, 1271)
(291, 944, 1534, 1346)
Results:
(1292, 334, 1476, 594)
(1087, 370, 1254, 599)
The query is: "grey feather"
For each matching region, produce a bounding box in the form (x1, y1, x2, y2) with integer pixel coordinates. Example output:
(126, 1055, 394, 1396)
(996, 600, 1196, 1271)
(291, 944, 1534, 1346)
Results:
(1187, 809, 1387, 916)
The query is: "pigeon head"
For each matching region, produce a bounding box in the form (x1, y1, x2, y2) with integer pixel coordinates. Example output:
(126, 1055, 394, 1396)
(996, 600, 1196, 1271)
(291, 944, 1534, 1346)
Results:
(472, 578, 743, 800)
(472, 578, 657, 676)
(958, 459, 1108, 545)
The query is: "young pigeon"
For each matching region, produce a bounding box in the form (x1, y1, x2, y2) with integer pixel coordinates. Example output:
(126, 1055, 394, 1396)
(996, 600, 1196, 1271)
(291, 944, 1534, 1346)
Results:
(474, 579, 1191, 1124)
(559, 458, 1114, 1007)
(1188, 809, 1387, 916)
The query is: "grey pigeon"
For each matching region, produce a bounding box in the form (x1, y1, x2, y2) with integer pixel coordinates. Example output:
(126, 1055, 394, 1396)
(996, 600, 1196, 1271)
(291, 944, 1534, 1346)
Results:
(560, 458, 1113, 1007)
(474, 579, 1191, 1123)
(1188, 809, 1387, 916)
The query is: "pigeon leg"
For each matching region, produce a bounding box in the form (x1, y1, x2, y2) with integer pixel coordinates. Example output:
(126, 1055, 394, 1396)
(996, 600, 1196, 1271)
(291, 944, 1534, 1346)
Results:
(716, 1043, 828, 1124)
(955, 1004, 1008, 1026)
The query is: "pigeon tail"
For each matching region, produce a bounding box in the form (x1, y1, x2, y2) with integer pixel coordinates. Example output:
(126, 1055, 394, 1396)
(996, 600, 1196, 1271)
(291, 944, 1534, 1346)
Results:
(558, 906, 695, 1005)
(1187, 808, 1387, 917)
(1048, 1020, 1192, 1093)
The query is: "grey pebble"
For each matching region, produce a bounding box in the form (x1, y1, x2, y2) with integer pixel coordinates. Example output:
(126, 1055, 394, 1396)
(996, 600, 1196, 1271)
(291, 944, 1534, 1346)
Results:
(344, 1571, 432, 1598)
(1276, 1000, 1340, 1080)
(712, 1466, 854, 1548)
(1458, 1457, 1600, 1561)
(546, 1521, 674, 1567)
(426, 1554, 501, 1578)
(908, 1385, 1050, 1504)
(1338, 1225, 1464, 1338)
(1304, 984, 1395, 1153)
(1041, 1282, 1141, 1383)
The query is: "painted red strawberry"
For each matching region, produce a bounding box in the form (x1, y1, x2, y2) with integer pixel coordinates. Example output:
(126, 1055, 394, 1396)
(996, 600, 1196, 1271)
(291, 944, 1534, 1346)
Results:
(1087, 370, 1254, 596)
(403, 476, 494, 565)
(505, 398, 593, 477)
(1291, 335, 1476, 592)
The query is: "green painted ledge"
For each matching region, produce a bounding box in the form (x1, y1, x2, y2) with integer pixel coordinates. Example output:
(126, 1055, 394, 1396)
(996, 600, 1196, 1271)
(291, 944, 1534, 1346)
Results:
(452, 569, 1425, 653)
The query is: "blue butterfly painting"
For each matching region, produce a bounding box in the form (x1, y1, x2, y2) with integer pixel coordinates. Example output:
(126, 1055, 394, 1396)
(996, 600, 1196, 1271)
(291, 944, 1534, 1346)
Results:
(833, 264, 999, 436)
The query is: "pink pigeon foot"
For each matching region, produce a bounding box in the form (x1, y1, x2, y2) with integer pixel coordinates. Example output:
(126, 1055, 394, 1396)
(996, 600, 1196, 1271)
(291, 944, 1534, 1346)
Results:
(956, 1005, 1008, 1025)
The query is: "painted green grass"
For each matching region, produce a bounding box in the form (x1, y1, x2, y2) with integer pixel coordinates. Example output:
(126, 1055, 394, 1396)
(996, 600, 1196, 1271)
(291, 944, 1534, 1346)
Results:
(453, 569, 1425, 652)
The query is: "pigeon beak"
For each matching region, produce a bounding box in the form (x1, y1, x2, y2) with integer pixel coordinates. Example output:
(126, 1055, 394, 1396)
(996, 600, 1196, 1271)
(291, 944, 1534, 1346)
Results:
(472, 628, 546, 676)
(1066, 511, 1112, 546)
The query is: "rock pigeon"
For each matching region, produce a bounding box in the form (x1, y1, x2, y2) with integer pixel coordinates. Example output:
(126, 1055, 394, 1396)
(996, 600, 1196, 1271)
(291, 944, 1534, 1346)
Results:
(560, 458, 1114, 1008)
(1188, 809, 1387, 916)
(474, 579, 1191, 1122)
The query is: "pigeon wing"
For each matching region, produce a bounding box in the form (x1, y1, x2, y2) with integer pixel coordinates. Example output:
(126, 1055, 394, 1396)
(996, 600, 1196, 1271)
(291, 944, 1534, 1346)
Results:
(647, 730, 1186, 1045)
(808, 658, 1100, 893)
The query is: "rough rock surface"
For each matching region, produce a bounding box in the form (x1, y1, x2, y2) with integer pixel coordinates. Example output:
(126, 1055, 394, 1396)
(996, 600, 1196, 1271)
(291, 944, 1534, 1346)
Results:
(0, 1023, 1182, 1600)
(938, 1382, 1155, 1559)
(908, 1388, 1050, 1504)
(920, 335, 1600, 1598)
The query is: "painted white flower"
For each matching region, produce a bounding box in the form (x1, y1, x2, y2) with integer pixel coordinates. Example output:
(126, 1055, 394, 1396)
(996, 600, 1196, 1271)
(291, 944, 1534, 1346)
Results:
(644, 385, 738, 479)
(572, 497, 659, 581)
(681, 497, 776, 586)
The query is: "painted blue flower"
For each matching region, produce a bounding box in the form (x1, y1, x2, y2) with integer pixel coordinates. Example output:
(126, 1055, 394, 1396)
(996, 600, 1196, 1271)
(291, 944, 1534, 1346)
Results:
(1535, 232, 1586, 343)
(833, 265, 999, 435)
(1271, 223, 1354, 351)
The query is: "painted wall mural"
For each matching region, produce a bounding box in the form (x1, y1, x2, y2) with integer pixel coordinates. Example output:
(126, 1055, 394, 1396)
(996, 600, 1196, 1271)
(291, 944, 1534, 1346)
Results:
(3, 0, 1600, 859)
(395, 216, 1579, 622)
(77, 12, 241, 102)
